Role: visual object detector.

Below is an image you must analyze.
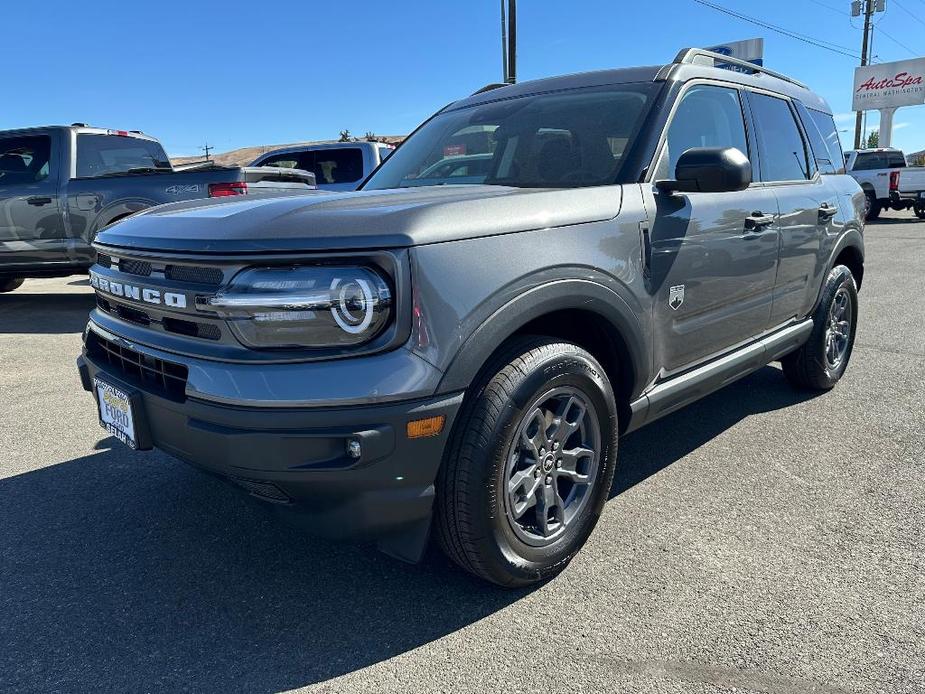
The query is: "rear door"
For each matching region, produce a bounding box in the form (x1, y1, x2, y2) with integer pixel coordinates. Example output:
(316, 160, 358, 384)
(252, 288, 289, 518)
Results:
(647, 83, 780, 377)
(745, 92, 835, 324)
(0, 131, 66, 267)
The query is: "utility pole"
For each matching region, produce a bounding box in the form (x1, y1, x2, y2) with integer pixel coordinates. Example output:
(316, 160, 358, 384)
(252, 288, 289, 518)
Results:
(507, 0, 517, 84)
(201, 143, 213, 161)
(852, 0, 885, 149)
(501, 0, 509, 83)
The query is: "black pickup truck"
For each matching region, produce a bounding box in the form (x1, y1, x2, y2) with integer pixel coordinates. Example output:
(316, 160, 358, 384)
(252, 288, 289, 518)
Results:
(0, 125, 315, 292)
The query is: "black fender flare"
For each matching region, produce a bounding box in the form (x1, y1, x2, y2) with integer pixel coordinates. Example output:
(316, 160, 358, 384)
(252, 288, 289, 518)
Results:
(436, 278, 649, 401)
(813, 228, 864, 311)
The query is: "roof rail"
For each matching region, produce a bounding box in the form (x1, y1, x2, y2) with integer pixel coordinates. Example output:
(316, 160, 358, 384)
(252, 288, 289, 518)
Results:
(471, 83, 508, 96)
(672, 48, 808, 89)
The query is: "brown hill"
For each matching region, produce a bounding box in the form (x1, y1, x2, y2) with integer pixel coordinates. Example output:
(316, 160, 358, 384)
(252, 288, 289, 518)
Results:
(171, 136, 405, 168)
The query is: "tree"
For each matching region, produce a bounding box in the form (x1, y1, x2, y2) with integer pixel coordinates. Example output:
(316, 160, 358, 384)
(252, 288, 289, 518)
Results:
(364, 131, 381, 142)
(865, 129, 879, 148)
(339, 129, 353, 142)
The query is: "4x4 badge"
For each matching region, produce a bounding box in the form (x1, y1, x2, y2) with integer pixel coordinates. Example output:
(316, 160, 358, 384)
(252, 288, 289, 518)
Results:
(669, 285, 685, 311)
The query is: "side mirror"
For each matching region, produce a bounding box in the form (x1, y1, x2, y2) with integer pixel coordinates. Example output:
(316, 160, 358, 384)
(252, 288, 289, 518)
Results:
(656, 147, 752, 194)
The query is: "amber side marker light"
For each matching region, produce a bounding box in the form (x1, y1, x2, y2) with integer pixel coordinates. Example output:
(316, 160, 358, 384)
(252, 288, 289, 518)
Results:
(407, 415, 446, 439)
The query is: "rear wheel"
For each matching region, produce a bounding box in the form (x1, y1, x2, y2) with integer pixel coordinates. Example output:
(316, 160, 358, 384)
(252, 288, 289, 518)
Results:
(864, 190, 881, 220)
(0, 278, 24, 293)
(914, 204, 925, 220)
(435, 337, 618, 587)
(781, 265, 858, 391)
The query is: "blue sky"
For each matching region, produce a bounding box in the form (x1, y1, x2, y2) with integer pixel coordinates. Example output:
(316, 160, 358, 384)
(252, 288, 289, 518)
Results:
(2, 0, 923, 156)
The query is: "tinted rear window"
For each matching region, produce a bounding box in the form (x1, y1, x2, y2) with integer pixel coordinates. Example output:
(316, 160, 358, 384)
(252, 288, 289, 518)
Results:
(0, 135, 51, 184)
(258, 148, 364, 184)
(76, 134, 170, 178)
(885, 152, 907, 168)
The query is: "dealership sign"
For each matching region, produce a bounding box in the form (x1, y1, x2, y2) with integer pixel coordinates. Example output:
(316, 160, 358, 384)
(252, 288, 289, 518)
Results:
(853, 58, 925, 110)
(705, 38, 764, 73)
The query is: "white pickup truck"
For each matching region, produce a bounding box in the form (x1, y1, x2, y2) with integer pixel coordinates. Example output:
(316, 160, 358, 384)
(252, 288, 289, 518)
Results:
(844, 148, 925, 219)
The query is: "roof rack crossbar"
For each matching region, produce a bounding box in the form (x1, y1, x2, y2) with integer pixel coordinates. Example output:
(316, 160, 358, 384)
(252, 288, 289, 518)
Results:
(672, 48, 808, 89)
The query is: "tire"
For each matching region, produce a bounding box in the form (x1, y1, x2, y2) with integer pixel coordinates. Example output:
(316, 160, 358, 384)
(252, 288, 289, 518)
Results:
(0, 278, 24, 293)
(864, 190, 881, 220)
(781, 265, 858, 391)
(435, 337, 618, 587)
(914, 205, 925, 220)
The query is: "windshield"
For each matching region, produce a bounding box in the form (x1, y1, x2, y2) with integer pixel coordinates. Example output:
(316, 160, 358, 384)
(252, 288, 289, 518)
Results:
(76, 134, 171, 178)
(363, 84, 656, 190)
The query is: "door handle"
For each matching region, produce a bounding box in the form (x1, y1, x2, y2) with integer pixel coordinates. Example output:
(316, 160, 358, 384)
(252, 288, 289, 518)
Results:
(27, 196, 53, 206)
(818, 203, 838, 221)
(744, 212, 775, 230)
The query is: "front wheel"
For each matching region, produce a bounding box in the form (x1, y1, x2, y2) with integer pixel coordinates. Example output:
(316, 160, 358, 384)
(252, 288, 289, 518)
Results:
(0, 278, 24, 293)
(781, 265, 858, 391)
(435, 337, 618, 587)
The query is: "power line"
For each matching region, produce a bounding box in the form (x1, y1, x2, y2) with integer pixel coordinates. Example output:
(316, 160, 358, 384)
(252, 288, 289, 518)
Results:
(891, 0, 925, 29)
(692, 0, 861, 58)
(874, 25, 919, 56)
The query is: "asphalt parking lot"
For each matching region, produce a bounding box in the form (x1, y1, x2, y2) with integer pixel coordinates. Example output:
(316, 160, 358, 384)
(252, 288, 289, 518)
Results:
(1, 212, 923, 694)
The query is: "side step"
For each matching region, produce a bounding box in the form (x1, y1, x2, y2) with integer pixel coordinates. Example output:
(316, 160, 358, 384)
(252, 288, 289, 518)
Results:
(625, 319, 813, 433)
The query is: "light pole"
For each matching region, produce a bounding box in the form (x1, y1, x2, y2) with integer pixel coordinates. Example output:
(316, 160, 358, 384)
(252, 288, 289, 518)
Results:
(851, 0, 885, 149)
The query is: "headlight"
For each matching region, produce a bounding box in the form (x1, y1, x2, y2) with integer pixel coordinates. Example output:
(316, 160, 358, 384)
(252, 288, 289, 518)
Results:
(207, 266, 392, 349)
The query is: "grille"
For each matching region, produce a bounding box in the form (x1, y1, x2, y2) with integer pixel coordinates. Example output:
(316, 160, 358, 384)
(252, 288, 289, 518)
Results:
(165, 264, 224, 286)
(96, 300, 221, 341)
(96, 253, 113, 268)
(163, 317, 221, 341)
(114, 304, 151, 326)
(88, 332, 188, 400)
(119, 258, 153, 277)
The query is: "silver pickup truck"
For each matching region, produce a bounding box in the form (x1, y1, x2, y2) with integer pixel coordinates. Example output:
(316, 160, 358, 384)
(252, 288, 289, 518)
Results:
(0, 125, 315, 293)
(844, 147, 925, 219)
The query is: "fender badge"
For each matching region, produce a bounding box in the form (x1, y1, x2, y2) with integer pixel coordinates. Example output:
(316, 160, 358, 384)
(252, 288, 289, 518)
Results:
(669, 285, 685, 311)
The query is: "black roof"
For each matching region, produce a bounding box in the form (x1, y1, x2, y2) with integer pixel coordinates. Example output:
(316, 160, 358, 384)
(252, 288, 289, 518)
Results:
(451, 48, 830, 114)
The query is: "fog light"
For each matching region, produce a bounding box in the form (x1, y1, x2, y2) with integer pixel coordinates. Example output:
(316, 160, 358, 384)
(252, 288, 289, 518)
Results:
(346, 439, 362, 459)
(407, 415, 445, 439)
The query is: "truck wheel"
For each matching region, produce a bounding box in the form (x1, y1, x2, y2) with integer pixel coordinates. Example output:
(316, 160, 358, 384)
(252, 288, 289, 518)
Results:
(435, 337, 618, 587)
(864, 191, 881, 220)
(915, 205, 925, 220)
(781, 265, 858, 391)
(0, 278, 24, 293)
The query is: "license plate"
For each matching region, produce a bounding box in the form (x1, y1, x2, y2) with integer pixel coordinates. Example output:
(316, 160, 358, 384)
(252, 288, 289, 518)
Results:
(95, 378, 137, 449)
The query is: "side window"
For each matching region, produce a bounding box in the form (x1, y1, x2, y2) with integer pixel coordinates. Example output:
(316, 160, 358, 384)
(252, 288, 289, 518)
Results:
(0, 135, 52, 185)
(258, 153, 299, 169)
(808, 109, 846, 174)
(659, 85, 749, 179)
(853, 152, 880, 171)
(748, 93, 811, 182)
(885, 151, 907, 168)
(795, 102, 836, 175)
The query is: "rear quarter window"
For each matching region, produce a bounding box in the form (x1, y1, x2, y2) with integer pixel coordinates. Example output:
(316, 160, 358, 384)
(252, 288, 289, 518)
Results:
(803, 107, 845, 175)
(0, 135, 52, 184)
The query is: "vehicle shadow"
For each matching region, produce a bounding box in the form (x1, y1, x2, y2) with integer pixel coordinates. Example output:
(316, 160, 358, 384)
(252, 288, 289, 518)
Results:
(612, 365, 820, 497)
(0, 445, 527, 693)
(0, 292, 95, 334)
(0, 366, 820, 693)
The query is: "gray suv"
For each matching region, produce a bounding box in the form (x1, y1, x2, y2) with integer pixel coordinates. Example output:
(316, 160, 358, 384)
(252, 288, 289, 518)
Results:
(76, 49, 865, 586)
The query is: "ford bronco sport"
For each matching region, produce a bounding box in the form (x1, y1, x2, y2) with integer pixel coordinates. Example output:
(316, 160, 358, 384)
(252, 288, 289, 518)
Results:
(77, 49, 865, 587)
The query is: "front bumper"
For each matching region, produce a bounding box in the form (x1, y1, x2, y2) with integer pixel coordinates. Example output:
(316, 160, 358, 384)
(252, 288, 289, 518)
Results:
(77, 323, 464, 562)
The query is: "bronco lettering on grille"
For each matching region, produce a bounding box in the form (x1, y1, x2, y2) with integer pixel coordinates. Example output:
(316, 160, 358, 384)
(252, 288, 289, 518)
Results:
(89, 270, 188, 309)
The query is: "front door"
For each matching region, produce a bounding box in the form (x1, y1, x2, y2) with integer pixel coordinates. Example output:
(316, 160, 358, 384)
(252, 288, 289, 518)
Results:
(0, 132, 66, 267)
(647, 84, 780, 378)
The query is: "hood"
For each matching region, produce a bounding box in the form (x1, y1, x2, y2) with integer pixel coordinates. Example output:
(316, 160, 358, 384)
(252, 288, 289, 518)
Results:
(95, 185, 623, 254)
